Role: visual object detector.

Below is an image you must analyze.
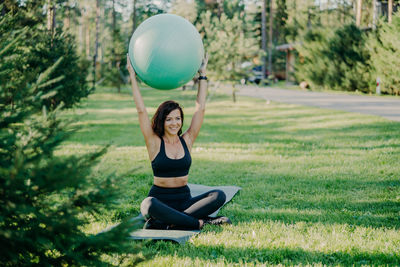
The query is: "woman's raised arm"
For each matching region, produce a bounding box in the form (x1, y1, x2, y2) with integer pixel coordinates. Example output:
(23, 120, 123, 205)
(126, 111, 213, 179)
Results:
(127, 54, 158, 150)
(184, 53, 209, 149)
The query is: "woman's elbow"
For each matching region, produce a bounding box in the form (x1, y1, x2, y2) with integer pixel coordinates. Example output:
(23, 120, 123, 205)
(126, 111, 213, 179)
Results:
(196, 103, 206, 113)
(136, 108, 146, 114)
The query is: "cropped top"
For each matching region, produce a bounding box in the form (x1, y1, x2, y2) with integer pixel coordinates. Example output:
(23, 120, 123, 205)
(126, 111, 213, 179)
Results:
(151, 136, 192, 178)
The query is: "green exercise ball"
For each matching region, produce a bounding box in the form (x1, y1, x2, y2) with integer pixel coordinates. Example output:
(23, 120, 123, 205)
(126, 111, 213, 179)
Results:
(128, 14, 204, 90)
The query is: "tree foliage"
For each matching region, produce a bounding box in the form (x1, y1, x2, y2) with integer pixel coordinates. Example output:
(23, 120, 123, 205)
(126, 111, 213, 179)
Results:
(198, 7, 260, 83)
(170, 0, 198, 23)
(102, 0, 127, 92)
(368, 11, 400, 95)
(33, 30, 91, 108)
(295, 24, 372, 93)
(0, 7, 143, 266)
(0, 6, 90, 110)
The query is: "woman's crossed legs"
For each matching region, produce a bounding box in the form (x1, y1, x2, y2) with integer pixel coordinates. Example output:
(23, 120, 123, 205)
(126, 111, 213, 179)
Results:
(140, 189, 226, 229)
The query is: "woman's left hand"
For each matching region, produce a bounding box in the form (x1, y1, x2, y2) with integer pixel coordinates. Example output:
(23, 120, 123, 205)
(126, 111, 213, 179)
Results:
(126, 54, 136, 79)
(198, 52, 208, 76)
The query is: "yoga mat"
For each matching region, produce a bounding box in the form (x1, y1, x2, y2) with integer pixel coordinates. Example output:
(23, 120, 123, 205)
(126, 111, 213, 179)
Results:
(102, 183, 241, 244)
(129, 183, 241, 244)
(187, 183, 241, 217)
(130, 229, 201, 244)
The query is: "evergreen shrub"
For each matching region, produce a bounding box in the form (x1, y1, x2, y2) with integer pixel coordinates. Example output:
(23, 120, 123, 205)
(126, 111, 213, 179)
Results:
(1, 10, 143, 266)
(0, 10, 90, 111)
(296, 24, 372, 93)
(29, 30, 91, 108)
(368, 11, 400, 95)
(198, 8, 261, 83)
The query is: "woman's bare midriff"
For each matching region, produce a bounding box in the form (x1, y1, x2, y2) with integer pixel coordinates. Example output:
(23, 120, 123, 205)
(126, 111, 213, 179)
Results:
(153, 176, 188, 188)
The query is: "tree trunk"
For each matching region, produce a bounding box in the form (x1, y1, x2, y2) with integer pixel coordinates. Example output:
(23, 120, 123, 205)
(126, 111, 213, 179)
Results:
(132, 0, 137, 34)
(388, 0, 393, 23)
(217, 0, 224, 19)
(78, 13, 84, 55)
(327, 0, 330, 25)
(63, 7, 70, 31)
(372, 0, 377, 29)
(47, 0, 56, 34)
(47, 0, 52, 30)
(268, 0, 273, 78)
(85, 23, 90, 58)
(93, 0, 100, 89)
(261, 0, 267, 80)
(99, 5, 105, 63)
(356, 0, 362, 26)
(1, 0, 6, 16)
(112, 0, 116, 68)
(117, 61, 121, 93)
(340, 0, 344, 23)
(112, 0, 121, 93)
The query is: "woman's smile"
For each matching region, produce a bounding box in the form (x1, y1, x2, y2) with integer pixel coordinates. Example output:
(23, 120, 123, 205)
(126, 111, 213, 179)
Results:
(164, 109, 182, 135)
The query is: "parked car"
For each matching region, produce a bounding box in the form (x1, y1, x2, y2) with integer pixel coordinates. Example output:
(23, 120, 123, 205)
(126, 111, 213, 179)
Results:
(246, 65, 269, 85)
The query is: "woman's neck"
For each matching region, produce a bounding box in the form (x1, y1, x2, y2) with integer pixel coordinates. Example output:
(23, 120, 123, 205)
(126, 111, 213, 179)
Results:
(163, 134, 179, 144)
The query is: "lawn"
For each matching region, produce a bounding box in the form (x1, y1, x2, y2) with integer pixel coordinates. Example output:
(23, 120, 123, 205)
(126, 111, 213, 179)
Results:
(58, 86, 400, 266)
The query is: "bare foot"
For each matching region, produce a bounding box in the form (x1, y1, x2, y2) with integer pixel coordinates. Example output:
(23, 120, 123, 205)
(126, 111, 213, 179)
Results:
(199, 219, 204, 229)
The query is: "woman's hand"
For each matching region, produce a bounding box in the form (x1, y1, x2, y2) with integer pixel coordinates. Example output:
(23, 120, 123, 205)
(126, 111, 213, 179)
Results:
(126, 54, 136, 79)
(198, 52, 208, 76)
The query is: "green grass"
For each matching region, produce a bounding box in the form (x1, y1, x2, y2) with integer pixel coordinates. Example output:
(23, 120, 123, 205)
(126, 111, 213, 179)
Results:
(59, 86, 400, 266)
(255, 80, 372, 97)
(267, 80, 400, 99)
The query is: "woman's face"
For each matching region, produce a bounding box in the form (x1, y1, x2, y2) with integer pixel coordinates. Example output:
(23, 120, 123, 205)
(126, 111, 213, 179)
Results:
(164, 109, 182, 136)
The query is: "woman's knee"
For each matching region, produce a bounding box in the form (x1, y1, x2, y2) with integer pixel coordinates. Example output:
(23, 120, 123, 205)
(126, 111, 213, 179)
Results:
(210, 190, 226, 206)
(140, 197, 156, 217)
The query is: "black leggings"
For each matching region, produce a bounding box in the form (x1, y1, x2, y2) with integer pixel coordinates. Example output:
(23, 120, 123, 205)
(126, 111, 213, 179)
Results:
(140, 185, 226, 229)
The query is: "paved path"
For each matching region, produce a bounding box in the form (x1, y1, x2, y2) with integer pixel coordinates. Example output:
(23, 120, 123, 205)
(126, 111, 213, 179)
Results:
(238, 86, 400, 122)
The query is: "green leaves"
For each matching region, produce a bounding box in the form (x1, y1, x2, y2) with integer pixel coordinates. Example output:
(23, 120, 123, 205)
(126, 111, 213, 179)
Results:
(36, 57, 64, 86)
(1, 6, 144, 266)
(367, 11, 400, 95)
(198, 9, 260, 83)
(0, 27, 28, 57)
(296, 24, 372, 93)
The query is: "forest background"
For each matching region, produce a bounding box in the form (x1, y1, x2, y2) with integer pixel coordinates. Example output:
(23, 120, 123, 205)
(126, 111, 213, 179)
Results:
(4, 0, 398, 95)
(1, 0, 400, 265)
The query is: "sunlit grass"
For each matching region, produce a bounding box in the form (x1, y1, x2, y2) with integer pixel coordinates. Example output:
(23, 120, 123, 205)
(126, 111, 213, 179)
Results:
(268, 81, 400, 99)
(59, 85, 400, 266)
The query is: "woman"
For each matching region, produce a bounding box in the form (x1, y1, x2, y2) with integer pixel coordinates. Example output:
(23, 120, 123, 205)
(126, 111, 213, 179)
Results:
(127, 54, 231, 230)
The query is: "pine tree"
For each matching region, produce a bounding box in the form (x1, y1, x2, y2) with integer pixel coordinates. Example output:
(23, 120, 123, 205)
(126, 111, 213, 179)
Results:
(198, 7, 261, 83)
(295, 24, 371, 93)
(197, 4, 260, 101)
(1, 8, 143, 267)
(368, 11, 400, 95)
(102, 0, 127, 93)
(0, 3, 91, 110)
(274, 0, 288, 45)
(170, 0, 198, 23)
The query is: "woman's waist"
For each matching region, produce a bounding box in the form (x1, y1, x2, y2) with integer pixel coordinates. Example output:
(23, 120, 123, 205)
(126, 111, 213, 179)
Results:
(148, 183, 191, 201)
(153, 175, 188, 188)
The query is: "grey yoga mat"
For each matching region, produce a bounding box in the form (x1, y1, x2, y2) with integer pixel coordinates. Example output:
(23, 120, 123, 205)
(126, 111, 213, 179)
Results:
(128, 183, 241, 244)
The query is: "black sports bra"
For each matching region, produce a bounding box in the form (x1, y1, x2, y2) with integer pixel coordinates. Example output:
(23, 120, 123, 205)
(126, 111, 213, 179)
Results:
(151, 136, 192, 178)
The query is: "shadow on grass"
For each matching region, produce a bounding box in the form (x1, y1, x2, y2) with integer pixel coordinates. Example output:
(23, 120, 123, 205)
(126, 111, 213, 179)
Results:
(155, 243, 400, 266)
(190, 153, 400, 230)
(201, 118, 400, 147)
(229, 205, 400, 230)
(228, 175, 400, 229)
(75, 89, 400, 264)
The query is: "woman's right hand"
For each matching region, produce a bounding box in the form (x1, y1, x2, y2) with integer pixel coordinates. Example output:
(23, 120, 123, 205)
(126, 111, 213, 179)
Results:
(126, 54, 136, 79)
(198, 52, 209, 76)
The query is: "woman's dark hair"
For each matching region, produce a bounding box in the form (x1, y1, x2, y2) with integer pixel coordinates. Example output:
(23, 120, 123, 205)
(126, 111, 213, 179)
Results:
(152, 100, 184, 137)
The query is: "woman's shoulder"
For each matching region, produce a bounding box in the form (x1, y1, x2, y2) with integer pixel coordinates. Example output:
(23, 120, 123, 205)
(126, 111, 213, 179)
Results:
(147, 134, 162, 161)
(149, 134, 162, 145)
(181, 132, 193, 151)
